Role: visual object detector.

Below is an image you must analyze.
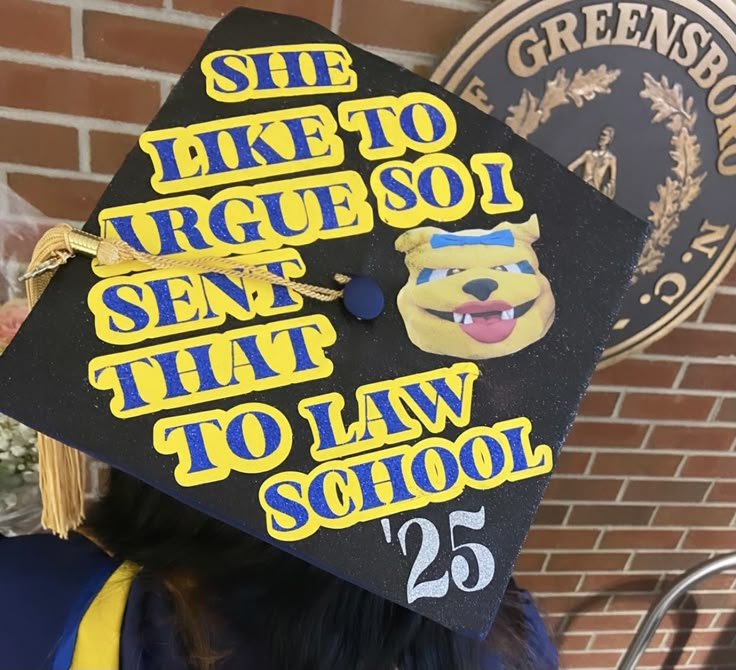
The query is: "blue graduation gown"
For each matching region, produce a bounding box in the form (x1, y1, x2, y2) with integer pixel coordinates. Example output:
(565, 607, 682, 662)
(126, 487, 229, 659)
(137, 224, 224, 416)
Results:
(0, 533, 557, 669)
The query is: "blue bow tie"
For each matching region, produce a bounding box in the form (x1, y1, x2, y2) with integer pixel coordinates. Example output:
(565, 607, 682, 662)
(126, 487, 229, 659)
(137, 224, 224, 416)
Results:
(430, 229, 515, 249)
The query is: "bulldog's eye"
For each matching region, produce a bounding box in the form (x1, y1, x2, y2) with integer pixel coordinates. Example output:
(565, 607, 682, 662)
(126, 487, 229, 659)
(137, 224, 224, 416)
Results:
(492, 261, 535, 275)
(416, 268, 464, 284)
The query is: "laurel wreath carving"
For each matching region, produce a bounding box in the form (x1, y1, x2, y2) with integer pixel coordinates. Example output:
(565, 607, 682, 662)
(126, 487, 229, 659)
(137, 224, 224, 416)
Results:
(504, 65, 621, 138)
(635, 74, 707, 279)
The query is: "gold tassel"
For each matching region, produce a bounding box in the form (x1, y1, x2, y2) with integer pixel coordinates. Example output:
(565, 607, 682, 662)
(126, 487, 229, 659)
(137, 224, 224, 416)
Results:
(21, 223, 349, 538)
(25, 224, 87, 539)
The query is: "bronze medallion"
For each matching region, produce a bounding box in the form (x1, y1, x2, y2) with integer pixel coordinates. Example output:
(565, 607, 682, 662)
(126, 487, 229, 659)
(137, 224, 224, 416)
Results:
(434, 0, 736, 366)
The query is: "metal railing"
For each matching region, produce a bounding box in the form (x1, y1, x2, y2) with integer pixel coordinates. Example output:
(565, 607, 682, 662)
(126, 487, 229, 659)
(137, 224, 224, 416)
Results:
(618, 551, 736, 670)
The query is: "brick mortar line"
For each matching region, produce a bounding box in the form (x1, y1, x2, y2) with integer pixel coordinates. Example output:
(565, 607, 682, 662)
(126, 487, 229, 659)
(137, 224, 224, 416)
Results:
(632, 352, 736, 363)
(70, 4, 84, 61)
(672, 361, 689, 389)
(640, 524, 736, 534)
(693, 294, 713, 324)
(588, 384, 736, 396)
(573, 417, 736, 427)
(565, 610, 645, 626)
(581, 451, 595, 477)
(331, 0, 343, 33)
(355, 43, 437, 69)
(561, 657, 706, 667)
(702, 480, 716, 508)
(639, 423, 656, 449)
(556, 623, 733, 632)
(673, 453, 688, 478)
(557, 595, 736, 607)
(670, 322, 736, 333)
(528, 528, 736, 534)
(709, 396, 726, 422)
(0, 162, 111, 183)
(716, 285, 736, 295)
(78, 129, 91, 173)
(610, 390, 625, 418)
(575, 581, 736, 590)
(0, 46, 179, 85)
(552, 473, 733, 483)
(540, 560, 730, 568)
(690, 296, 712, 323)
(32, 0, 218, 31)
(160, 80, 173, 105)
(709, 615, 736, 631)
(0, 106, 144, 134)
(569, 441, 733, 452)
(398, 0, 490, 11)
(564, 644, 720, 656)
(634, 644, 736, 650)
(546, 500, 734, 508)
(592, 385, 736, 396)
(545, 608, 732, 616)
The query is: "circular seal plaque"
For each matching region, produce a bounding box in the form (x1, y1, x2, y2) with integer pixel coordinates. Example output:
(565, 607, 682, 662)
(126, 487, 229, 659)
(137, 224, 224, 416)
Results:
(434, 0, 736, 366)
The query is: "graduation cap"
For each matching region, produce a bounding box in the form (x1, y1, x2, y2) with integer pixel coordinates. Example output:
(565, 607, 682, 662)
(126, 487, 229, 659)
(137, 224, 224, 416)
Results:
(0, 8, 648, 638)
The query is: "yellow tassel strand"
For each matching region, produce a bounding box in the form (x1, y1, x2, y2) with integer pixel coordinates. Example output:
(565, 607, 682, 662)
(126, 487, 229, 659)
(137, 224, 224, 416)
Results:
(22, 224, 349, 538)
(25, 225, 87, 539)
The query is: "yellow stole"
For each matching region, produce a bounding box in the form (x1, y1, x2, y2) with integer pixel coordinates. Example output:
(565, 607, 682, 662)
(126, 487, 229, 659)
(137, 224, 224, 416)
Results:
(69, 561, 140, 670)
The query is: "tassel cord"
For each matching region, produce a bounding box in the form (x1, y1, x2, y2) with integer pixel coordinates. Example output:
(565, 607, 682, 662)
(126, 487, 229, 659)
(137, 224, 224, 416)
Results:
(24, 225, 88, 538)
(21, 223, 352, 538)
(22, 224, 349, 300)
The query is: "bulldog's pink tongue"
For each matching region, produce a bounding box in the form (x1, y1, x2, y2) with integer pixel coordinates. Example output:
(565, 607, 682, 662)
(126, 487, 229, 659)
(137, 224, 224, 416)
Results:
(460, 314, 516, 343)
(455, 300, 516, 343)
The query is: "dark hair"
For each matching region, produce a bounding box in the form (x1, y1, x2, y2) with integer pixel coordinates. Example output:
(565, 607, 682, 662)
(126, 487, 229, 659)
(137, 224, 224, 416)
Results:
(85, 469, 544, 670)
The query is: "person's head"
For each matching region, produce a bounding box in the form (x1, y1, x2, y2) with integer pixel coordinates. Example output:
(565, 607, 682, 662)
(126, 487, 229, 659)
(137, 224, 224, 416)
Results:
(598, 126, 615, 148)
(84, 469, 546, 670)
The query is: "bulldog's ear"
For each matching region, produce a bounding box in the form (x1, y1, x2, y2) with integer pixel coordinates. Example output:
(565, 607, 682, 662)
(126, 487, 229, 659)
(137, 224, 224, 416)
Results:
(513, 214, 540, 242)
(395, 227, 444, 254)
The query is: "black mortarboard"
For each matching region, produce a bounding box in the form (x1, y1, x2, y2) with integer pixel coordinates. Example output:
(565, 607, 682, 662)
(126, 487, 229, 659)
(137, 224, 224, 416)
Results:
(0, 8, 648, 638)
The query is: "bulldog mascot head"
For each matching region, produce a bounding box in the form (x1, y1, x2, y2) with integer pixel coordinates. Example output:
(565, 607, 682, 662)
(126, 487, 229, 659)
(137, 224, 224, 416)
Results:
(395, 215, 555, 360)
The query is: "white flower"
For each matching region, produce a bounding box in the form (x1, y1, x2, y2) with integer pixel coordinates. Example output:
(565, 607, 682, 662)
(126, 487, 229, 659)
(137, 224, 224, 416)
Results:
(22, 471, 38, 484)
(16, 424, 35, 442)
(0, 491, 17, 510)
(0, 412, 39, 484)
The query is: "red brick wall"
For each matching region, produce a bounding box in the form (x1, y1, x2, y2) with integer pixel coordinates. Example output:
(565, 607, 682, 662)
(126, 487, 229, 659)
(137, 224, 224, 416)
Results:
(1, 1, 734, 667)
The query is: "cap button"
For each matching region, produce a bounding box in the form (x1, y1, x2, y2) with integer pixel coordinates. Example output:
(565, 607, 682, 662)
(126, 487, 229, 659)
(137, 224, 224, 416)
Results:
(342, 276, 385, 321)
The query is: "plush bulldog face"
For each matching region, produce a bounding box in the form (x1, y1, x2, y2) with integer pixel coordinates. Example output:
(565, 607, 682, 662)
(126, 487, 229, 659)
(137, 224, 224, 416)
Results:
(395, 215, 555, 360)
